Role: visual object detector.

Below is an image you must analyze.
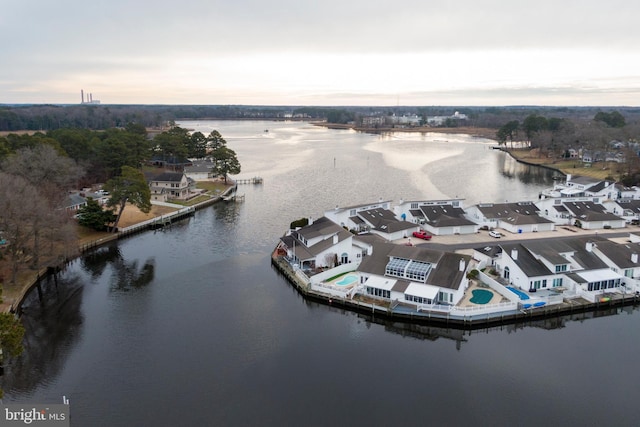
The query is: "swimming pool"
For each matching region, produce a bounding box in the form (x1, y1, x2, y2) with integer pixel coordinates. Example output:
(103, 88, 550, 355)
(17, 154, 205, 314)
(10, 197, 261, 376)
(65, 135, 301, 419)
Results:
(506, 286, 530, 300)
(470, 289, 494, 304)
(335, 274, 358, 286)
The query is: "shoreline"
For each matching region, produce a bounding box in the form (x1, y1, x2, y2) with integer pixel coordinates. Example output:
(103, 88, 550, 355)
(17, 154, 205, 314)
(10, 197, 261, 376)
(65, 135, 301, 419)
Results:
(271, 248, 640, 329)
(310, 121, 498, 140)
(2, 185, 236, 315)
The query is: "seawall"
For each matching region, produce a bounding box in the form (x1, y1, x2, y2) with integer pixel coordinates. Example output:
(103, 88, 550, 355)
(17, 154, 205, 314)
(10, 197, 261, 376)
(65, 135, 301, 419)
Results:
(271, 253, 640, 329)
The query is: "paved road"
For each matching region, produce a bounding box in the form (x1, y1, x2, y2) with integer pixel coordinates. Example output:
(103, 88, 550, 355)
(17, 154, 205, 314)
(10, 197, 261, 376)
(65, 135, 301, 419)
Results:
(406, 226, 635, 252)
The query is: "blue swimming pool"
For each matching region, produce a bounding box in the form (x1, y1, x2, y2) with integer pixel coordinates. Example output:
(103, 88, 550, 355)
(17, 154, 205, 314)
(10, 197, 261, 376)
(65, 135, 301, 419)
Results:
(506, 286, 530, 300)
(336, 274, 358, 286)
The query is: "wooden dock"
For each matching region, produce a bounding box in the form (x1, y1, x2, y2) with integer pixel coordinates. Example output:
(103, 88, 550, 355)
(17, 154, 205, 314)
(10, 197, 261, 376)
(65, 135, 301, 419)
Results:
(234, 176, 263, 185)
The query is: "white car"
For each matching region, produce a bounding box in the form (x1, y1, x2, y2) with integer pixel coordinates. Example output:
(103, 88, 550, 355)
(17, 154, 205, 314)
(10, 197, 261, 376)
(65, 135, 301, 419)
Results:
(489, 230, 501, 238)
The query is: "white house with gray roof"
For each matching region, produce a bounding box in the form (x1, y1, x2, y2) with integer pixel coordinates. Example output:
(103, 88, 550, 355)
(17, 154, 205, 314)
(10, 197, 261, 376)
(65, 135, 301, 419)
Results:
(279, 216, 355, 271)
(356, 242, 471, 308)
(494, 237, 628, 302)
(465, 201, 555, 233)
(394, 199, 478, 235)
(325, 200, 417, 240)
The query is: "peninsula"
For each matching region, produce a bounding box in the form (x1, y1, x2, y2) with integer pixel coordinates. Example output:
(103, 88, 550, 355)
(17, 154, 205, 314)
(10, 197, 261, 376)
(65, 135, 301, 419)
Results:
(273, 175, 640, 327)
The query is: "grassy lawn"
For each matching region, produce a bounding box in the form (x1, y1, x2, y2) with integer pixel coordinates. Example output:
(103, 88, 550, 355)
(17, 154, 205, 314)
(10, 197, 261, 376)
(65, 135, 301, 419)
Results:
(508, 149, 621, 180)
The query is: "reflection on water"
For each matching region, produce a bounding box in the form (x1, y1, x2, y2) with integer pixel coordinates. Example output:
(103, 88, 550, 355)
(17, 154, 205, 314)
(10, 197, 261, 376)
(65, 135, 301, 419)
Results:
(3, 121, 639, 427)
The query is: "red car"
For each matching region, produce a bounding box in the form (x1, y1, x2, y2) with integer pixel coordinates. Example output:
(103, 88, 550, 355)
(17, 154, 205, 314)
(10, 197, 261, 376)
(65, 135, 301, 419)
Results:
(412, 230, 432, 240)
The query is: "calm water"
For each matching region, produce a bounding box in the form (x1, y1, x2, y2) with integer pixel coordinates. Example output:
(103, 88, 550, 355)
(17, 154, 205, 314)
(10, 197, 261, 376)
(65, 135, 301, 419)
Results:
(3, 121, 639, 426)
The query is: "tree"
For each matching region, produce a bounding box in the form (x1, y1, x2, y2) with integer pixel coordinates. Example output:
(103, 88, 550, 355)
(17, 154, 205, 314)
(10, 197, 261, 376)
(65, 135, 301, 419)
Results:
(77, 198, 116, 231)
(0, 312, 25, 358)
(594, 111, 626, 128)
(1, 145, 84, 268)
(104, 166, 151, 231)
(496, 120, 520, 148)
(211, 146, 241, 183)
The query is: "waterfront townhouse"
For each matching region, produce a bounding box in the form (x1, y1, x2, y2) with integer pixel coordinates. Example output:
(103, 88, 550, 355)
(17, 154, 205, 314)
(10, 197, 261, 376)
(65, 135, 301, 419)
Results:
(278, 216, 355, 271)
(495, 237, 627, 302)
(588, 240, 640, 290)
(540, 174, 618, 200)
(465, 201, 555, 233)
(394, 199, 478, 235)
(325, 201, 417, 240)
(356, 242, 471, 307)
(561, 201, 626, 229)
(325, 200, 393, 233)
(603, 199, 640, 224)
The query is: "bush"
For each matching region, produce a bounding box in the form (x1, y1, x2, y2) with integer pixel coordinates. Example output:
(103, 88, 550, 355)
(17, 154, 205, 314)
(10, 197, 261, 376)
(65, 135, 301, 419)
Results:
(466, 269, 479, 280)
(290, 218, 309, 229)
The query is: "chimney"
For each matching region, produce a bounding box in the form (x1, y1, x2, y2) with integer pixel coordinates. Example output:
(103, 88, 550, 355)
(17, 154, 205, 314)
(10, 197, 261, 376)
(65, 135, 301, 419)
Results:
(586, 241, 593, 252)
(511, 249, 518, 260)
(308, 217, 314, 226)
(632, 253, 638, 263)
(459, 258, 466, 272)
(333, 234, 338, 244)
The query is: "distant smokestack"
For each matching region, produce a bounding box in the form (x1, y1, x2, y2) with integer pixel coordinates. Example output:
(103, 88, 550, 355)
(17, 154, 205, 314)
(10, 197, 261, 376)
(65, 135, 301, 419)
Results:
(81, 89, 84, 103)
(90, 93, 93, 102)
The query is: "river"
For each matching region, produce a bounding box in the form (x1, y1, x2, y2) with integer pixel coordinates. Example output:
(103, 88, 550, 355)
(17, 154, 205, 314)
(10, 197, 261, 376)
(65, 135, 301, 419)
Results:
(2, 121, 638, 426)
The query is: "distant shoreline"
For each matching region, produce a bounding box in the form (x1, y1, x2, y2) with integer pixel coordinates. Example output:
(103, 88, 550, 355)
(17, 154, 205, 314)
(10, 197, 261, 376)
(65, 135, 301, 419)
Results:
(310, 121, 498, 140)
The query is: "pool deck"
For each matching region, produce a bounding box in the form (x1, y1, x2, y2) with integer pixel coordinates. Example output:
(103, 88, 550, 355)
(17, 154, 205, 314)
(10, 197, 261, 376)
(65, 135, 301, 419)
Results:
(458, 282, 509, 307)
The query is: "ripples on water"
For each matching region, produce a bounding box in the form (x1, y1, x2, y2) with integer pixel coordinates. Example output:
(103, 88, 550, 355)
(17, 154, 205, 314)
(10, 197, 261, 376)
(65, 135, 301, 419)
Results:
(4, 121, 639, 426)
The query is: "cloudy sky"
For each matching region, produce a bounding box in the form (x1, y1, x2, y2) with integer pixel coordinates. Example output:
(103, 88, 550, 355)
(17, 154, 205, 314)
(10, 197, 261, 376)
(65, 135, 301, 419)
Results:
(2, 0, 639, 106)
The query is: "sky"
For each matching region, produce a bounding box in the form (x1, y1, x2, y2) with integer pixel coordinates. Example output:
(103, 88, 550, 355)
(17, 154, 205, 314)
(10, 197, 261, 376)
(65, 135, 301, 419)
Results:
(2, 0, 640, 106)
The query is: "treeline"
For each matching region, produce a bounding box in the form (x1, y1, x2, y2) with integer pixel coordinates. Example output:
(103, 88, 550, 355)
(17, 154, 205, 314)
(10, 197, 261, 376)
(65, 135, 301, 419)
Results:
(4, 103, 640, 132)
(0, 104, 329, 131)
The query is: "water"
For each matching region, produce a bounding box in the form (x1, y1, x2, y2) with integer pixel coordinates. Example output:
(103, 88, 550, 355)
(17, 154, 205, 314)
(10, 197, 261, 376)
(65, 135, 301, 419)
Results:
(3, 121, 639, 426)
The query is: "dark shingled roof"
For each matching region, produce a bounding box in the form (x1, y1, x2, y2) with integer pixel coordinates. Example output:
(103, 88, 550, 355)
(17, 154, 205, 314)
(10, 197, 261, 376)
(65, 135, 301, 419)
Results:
(475, 202, 553, 225)
(419, 205, 477, 227)
(500, 243, 552, 277)
(593, 240, 640, 269)
(427, 252, 471, 291)
(562, 201, 622, 222)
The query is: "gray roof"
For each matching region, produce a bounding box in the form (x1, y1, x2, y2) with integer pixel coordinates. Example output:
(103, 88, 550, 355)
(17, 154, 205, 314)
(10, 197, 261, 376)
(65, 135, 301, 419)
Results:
(280, 217, 352, 261)
(563, 202, 622, 222)
(419, 205, 477, 228)
(475, 202, 552, 225)
(146, 171, 185, 182)
(358, 208, 415, 233)
(593, 240, 640, 269)
(427, 252, 471, 291)
(500, 243, 552, 277)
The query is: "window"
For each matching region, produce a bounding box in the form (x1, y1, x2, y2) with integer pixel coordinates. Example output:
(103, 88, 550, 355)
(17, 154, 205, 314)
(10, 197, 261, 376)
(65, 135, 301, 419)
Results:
(385, 257, 431, 282)
(625, 269, 633, 278)
(350, 209, 356, 216)
(366, 287, 390, 299)
(411, 203, 418, 209)
(504, 266, 510, 280)
(552, 278, 563, 287)
(555, 264, 568, 273)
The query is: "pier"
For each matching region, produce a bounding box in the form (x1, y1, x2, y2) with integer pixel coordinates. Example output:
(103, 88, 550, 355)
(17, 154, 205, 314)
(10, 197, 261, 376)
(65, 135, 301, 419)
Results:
(234, 176, 263, 185)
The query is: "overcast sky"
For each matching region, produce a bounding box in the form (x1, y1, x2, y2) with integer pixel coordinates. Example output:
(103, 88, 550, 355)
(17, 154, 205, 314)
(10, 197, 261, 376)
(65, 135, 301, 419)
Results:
(2, 0, 639, 106)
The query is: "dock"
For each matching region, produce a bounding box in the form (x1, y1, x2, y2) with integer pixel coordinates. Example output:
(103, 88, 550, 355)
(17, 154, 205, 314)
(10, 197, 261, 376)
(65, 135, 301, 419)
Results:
(234, 176, 263, 185)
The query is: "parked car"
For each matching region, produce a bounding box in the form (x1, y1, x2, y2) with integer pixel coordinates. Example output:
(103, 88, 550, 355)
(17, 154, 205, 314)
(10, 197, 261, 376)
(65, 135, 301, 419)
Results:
(489, 230, 501, 238)
(412, 230, 432, 240)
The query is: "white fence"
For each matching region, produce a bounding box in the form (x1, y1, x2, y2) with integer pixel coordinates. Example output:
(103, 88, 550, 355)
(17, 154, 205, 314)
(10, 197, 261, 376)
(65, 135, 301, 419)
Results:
(309, 263, 359, 285)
